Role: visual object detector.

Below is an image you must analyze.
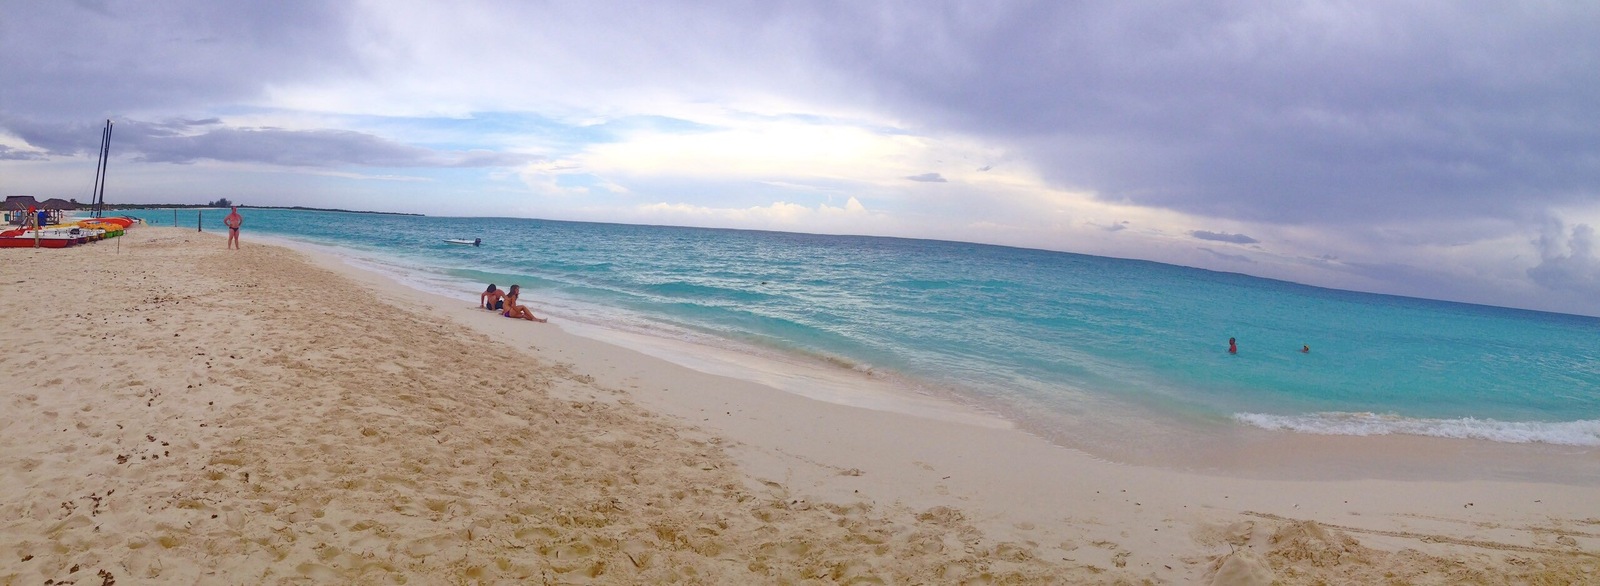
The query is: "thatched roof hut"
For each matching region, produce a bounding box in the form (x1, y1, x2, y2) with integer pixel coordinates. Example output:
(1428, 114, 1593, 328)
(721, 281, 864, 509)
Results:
(2, 195, 41, 211)
(39, 198, 78, 210)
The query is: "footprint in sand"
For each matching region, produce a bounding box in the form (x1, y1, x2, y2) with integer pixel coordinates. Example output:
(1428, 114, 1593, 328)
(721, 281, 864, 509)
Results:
(405, 533, 459, 557)
(295, 562, 343, 581)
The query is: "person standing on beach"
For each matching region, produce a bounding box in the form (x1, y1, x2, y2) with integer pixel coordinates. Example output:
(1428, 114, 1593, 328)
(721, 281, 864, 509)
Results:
(502, 285, 547, 322)
(224, 206, 243, 249)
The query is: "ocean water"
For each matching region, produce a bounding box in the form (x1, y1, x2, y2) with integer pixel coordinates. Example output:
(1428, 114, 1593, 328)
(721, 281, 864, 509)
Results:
(124, 209, 1600, 459)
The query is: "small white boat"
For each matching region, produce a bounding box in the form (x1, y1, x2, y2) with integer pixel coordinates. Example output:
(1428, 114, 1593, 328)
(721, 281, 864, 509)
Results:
(444, 238, 482, 247)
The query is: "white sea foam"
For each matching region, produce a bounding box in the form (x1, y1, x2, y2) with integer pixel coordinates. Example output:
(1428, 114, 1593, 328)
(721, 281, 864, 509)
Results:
(1234, 412, 1600, 446)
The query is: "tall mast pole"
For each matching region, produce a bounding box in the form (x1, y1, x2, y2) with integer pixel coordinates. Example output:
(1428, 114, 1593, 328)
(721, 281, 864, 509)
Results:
(93, 119, 113, 218)
(90, 120, 108, 218)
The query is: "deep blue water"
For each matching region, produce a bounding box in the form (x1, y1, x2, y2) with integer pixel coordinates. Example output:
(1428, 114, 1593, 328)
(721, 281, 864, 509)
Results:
(125, 208, 1600, 449)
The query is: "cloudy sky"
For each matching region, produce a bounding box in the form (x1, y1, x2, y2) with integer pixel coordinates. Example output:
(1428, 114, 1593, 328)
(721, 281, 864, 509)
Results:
(4, 1, 1599, 315)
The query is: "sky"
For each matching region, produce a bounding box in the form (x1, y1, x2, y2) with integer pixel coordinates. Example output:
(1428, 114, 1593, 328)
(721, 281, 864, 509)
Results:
(3, 1, 1599, 316)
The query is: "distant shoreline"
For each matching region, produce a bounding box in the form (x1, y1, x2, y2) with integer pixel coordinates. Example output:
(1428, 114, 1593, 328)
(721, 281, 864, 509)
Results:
(97, 204, 424, 217)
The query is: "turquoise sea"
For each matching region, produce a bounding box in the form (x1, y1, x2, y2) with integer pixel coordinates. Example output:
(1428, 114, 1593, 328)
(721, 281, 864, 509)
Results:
(124, 209, 1600, 464)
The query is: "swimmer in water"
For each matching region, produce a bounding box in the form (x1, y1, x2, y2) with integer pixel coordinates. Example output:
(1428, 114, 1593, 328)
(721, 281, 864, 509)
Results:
(1301, 344, 1310, 353)
(1228, 337, 1237, 354)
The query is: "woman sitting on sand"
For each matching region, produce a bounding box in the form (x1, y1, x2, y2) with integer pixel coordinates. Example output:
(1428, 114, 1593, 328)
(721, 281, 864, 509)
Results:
(481, 284, 505, 311)
(502, 285, 547, 322)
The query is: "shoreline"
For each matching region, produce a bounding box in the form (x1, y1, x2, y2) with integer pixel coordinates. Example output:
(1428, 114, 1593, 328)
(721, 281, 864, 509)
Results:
(5, 227, 1595, 583)
(267, 231, 1600, 486)
(283, 231, 1600, 566)
(120, 210, 1600, 464)
(257, 233, 1020, 431)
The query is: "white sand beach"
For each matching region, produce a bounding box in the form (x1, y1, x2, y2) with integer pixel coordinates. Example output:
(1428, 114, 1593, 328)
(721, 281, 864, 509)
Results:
(2, 227, 1597, 584)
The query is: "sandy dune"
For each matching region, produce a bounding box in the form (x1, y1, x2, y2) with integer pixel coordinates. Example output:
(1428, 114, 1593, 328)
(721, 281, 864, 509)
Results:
(2, 227, 1596, 584)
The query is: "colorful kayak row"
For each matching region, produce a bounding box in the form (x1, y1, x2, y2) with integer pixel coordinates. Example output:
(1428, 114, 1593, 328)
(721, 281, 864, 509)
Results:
(0, 217, 137, 248)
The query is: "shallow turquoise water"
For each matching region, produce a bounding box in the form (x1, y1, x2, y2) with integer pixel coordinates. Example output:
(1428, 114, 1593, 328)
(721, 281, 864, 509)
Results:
(126, 208, 1600, 448)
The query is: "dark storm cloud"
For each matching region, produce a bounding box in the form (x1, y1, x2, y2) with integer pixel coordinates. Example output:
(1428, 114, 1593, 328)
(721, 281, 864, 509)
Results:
(2, 117, 118, 156)
(126, 125, 538, 168)
(806, 2, 1600, 226)
(1191, 230, 1258, 244)
(905, 172, 947, 182)
(3, 117, 535, 168)
(0, 0, 360, 119)
(131, 126, 438, 167)
(0, 1, 530, 170)
(6, 0, 1597, 239)
(0, 146, 45, 161)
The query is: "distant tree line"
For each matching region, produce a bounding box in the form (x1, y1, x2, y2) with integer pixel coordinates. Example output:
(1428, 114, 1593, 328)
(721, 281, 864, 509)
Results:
(92, 202, 423, 216)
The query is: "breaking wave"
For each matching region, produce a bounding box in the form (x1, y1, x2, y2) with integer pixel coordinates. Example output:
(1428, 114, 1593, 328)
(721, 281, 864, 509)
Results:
(1234, 412, 1600, 446)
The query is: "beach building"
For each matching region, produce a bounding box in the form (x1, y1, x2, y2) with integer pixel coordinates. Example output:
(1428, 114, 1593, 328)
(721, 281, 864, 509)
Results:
(3, 196, 42, 226)
(3, 196, 79, 226)
(40, 198, 79, 226)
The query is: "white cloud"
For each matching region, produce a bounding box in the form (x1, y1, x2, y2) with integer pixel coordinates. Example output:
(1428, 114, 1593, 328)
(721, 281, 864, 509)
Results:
(635, 196, 873, 229)
(578, 121, 928, 184)
(1529, 219, 1600, 297)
